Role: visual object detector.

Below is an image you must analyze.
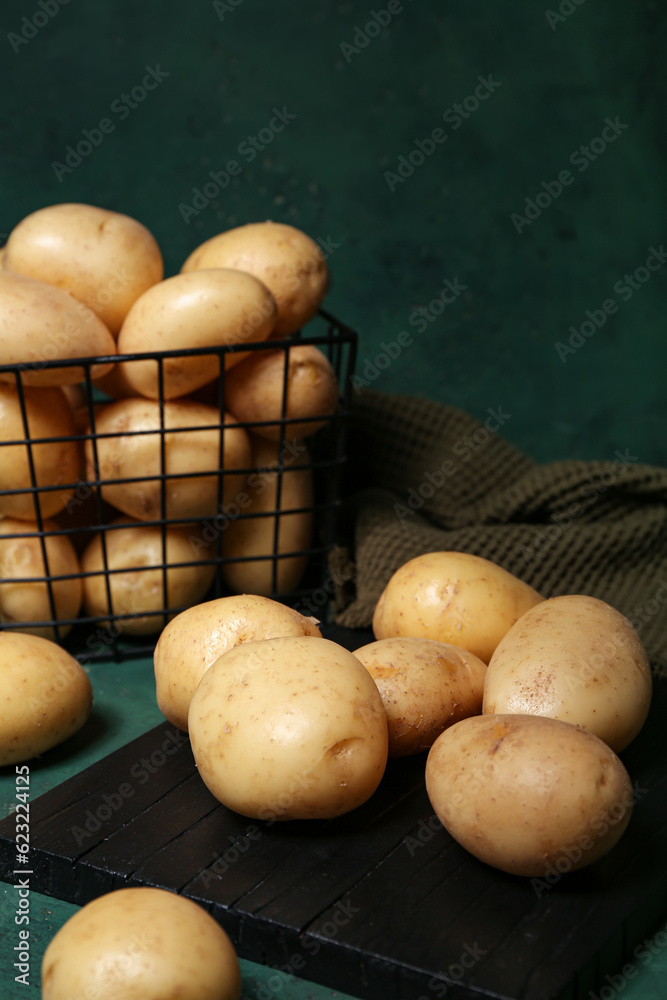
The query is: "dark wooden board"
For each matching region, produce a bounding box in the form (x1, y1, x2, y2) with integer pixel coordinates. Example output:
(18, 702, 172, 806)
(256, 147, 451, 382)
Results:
(1, 624, 667, 1000)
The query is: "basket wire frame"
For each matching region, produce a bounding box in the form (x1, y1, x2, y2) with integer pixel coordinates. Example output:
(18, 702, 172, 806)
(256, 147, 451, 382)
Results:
(0, 311, 358, 662)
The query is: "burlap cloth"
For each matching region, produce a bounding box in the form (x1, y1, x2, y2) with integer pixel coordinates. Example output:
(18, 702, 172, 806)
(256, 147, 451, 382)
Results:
(329, 390, 667, 677)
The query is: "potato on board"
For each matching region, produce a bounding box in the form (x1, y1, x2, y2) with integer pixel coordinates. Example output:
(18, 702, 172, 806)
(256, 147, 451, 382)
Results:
(483, 594, 652, 752)
(372, 551, 544, 663)
(154, 594, 322, 732)
(425, 713, 634, 877)
(189, 636, 388, 821)
(353, 636, 487, 757)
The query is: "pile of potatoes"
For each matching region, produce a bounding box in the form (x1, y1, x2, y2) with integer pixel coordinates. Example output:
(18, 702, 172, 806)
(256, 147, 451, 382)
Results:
(0, 203, 340, 638)
(152, 551, 652, 881)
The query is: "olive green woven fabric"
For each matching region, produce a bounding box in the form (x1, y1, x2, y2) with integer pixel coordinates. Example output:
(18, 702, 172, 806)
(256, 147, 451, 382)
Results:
(330, 390, 667, 676)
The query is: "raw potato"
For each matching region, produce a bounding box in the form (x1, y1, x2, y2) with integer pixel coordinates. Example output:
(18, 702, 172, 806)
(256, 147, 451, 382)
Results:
(189, 636, 388, 821)
(425, 713, 634, 877)
(41, 886, 241, 1000)
(0, 271, 115, 386)
(483, 594, 653, 753)
(0, 383, 82, 521)
(81, 519, 216, 635)
(223, 343, 339, 441)
(353, 637, 487, 757)
(181, 221, 329, 336)
(221, 435, 313, 595)
(2, 203, 163, 336)
(84, 397, 252, 521)
(154, 594, 322, 732)
(0, 631, 92, 765)
(372, 551, 544, 663)
(0, 518, 82, 639)
(117, 268, 277, 399)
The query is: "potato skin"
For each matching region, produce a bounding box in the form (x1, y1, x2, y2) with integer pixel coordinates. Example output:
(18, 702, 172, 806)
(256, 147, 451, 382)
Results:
(41, 887, 241, 1000)
(353, 637, 486, 757)
(118, 268, 277, 399)
(0, 271, 115, 386)
(81, 519, 215, 635)
(154, 594, 322, 732)
(189, 636, 388, 820)
(372, 551, 543, 663)
(425, 713, 634, 877)
(483, 595, 652, 753)
(221, 435, 313, 596)
(223, 344, 339, 441)
(84, 397, 251, 521)
(0, 632, 92, 765)
(0, 518, 82, 639)
(181, 221, 329, 336)
(0, 383, 81, 521)
(3, 202, 163, 336)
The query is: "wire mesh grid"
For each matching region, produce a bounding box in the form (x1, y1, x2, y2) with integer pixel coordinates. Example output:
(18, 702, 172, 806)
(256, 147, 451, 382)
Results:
(0, 310, 357, 662)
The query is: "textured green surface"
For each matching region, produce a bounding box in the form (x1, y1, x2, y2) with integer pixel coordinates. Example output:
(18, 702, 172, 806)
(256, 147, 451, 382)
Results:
(1, 0, 666, 996)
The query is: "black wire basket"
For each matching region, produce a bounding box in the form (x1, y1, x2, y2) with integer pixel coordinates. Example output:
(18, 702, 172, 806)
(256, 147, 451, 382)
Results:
(0, 309, 357, 662)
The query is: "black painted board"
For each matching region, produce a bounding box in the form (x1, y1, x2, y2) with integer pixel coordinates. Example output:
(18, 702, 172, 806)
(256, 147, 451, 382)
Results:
(1, 629, 667, 1000)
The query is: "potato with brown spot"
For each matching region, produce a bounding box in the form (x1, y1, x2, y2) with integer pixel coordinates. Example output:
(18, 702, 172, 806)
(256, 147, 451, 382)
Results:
(373, 551, 544, 663)
(353, 636, 487, 756)
(84, 396, 251, 521)
(154, 594, 322, 731)
(0, 518, 82, 639)
(181, 221, 329, 336)
(0, 631, 92, 765)
(425, 713, 634, 877)
(81, 518, 215, 635)
(222, 343, 339, 441)
(2, 202, 163, 336)
(0, 271, 115, 387)
(41, 886, 241, 1000)
(117, 268, 277, 399)
(0, 383, 82, 521)
(483, 594, 652, 752)
(221, 435, 313, 595)
(188, 636, 388, 820)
